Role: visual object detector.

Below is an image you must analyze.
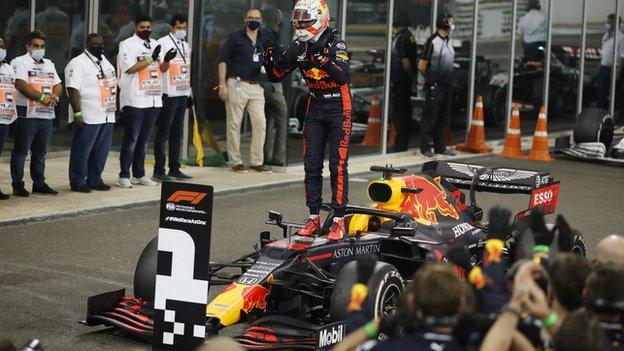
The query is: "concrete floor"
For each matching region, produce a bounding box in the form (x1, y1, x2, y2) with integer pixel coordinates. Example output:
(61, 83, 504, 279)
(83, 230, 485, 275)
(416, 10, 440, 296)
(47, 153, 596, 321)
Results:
(0, 155, 622, 350)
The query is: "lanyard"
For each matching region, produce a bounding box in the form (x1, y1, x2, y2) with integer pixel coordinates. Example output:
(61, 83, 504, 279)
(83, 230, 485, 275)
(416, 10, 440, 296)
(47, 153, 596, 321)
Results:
(85, 52, 106, 78)
(168, 33, 187, 64)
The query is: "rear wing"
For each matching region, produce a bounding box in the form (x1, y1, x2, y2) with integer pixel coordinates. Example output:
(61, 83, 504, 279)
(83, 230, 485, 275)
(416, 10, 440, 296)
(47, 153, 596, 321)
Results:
(422, 161, 560, 214)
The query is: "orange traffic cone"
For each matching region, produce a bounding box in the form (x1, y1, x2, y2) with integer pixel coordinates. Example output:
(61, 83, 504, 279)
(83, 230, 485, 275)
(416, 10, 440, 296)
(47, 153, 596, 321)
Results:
(456, 96, 493, 153)
(499, 104, 524, 158)
(361, 93, 381, 146)
(526, 106, 554, 162)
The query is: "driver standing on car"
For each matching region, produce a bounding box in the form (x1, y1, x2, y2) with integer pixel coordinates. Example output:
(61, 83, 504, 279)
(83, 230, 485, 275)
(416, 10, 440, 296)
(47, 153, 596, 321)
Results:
(264, 0, 351, 241)
(418, 13, 456, 158)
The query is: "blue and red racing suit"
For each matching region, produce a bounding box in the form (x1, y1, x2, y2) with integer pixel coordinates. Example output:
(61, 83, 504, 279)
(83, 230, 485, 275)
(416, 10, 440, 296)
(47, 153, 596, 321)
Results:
(264, 28, 351, 216)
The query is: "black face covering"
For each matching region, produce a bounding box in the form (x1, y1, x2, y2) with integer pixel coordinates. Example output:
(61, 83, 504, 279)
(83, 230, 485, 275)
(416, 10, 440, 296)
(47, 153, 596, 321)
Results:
(88, 46, 104, 59)
(137, 30, 152, 40)
(246, 20, 261, 30)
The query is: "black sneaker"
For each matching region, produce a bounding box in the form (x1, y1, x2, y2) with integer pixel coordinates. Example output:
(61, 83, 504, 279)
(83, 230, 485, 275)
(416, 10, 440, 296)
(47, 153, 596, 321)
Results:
(168, 171, 193, 180)
(0, 189, 9, 200)
(13, 185, 29, 197)
(71, 184, 92, 193)
(32, 183, 59, 196)
(90, 183, 112, 191)
(153, 173, 176, 182)
(422, 150, 434, 158)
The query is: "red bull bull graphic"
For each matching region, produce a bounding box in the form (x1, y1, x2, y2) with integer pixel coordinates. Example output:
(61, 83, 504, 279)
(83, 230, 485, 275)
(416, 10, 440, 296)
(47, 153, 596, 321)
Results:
(205, 282, 271, 326)
(241, 284, 271, 313)
(399, 175, 460, 225)
(304, 67, 330, 81)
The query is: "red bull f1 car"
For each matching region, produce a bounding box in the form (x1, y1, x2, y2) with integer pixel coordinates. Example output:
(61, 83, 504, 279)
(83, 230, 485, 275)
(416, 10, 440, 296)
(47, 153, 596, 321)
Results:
(82, 161, 586, 350)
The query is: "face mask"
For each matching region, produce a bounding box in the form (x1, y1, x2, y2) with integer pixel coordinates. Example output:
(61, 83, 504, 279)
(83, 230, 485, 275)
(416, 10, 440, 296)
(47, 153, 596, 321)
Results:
(88, 45, 104, 59)
(606, 23, 613, 32)
(246, 20, 261, 31)
(174, 29, 186, 40)
(450, 24, 456, 33)
(30, 48, 45, 61)
(137, 30, 152, 40)
(0, 48, 6, 62)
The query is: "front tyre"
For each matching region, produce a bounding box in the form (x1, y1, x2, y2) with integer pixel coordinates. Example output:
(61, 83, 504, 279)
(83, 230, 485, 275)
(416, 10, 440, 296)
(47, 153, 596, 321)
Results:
(330, 261, 404, 321)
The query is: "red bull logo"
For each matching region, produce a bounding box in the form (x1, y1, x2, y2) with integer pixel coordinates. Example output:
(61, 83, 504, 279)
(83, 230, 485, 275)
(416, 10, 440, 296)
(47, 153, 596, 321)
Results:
(304, 67, 330, 81)
(241, 284, 270, 313)
(399, 175, 459, 225)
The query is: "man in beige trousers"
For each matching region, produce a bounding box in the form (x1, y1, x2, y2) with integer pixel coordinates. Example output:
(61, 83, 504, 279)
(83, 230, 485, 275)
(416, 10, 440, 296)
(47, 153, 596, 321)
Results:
(217, 8, 271, 173)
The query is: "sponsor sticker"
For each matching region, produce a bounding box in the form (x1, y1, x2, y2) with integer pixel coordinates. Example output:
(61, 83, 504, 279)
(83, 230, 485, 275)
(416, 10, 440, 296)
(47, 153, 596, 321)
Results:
(316, 321, 347, 350)
(529, 183, 560, 214)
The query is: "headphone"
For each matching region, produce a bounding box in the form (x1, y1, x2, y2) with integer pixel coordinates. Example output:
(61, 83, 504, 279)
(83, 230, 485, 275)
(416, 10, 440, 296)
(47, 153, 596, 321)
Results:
(436, 12, 452, 30)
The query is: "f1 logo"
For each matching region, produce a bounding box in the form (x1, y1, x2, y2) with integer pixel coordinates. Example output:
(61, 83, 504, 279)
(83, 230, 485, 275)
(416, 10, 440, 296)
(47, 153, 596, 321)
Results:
(167, 191, 207, 205)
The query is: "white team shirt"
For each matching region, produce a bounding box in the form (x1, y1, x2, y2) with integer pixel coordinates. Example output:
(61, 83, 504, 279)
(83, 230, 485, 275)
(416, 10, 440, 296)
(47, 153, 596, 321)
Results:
(65, 51, 117, 124)
(517, 9, 548, 44)
(601, 31, 624, 67)
(117, 34, 163, 109)
(157, 33, 191, 97)
(0, 62, 17, 125)
(11, 53, 61, 119)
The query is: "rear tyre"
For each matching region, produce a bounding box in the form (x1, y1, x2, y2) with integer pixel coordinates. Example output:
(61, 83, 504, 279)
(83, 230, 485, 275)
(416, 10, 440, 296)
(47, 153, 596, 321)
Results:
(330, 261, 404, 321)
(133, 237, 158, 300)
(574, 108, 614, 147)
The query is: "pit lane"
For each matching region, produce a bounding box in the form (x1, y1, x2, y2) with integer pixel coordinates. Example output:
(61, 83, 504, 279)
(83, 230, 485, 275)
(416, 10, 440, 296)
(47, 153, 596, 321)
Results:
(0, 155, 622, 350)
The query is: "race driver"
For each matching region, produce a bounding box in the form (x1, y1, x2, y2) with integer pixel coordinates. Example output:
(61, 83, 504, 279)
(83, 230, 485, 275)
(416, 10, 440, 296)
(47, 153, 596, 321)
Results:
(264, 0, 351, 241)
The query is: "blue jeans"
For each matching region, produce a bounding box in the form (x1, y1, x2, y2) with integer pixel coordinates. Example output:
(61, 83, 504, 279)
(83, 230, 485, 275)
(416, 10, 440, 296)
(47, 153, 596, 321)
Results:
(10, 117, 53, 187)
(154, 96, 186, 175)
(69, 123, 113, 188)
(0, 123, 9, 155)
(119, 106, 160, 179)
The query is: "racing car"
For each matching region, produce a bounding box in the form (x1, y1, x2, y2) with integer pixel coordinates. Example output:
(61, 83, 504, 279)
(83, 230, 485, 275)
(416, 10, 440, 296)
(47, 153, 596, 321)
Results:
(82, 161, 586, 349)
(485, 45, 597, 126)
(555, 107, 624, 165)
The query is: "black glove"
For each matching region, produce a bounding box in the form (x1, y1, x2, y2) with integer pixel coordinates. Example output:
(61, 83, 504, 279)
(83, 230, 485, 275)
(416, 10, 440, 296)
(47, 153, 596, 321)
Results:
(528, 208, 554, 246)
(163, 48, 177, 62)
(446, 244, 472, 275)
(187, 96, 194, 108)
(487, 206, 513, 241)
(556, 214, 574, 252)
(262, 44, 275, 65)
(292, 39, 307, 59)
(151, 44, 162, 62)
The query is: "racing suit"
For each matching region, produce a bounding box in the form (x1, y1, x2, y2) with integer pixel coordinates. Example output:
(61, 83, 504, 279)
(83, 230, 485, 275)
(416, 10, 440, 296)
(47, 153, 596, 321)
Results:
(265, 28, 351, 216)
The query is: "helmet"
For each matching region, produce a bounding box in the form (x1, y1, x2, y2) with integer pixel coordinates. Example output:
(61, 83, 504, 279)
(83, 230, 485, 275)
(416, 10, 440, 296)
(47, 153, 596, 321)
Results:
(292, 0, 330, 42)
(436, 12, 453, 30)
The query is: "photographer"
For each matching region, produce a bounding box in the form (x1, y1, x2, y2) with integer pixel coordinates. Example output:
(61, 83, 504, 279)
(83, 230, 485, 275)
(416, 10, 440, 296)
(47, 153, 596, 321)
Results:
(335, 263, 468, 351)
(595, 234, 624, 264)
(584, 264, 624, 350)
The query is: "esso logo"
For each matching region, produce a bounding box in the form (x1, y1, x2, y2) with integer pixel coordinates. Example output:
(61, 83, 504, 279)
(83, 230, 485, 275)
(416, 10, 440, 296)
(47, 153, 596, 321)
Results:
(533, 190, 553, 206)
